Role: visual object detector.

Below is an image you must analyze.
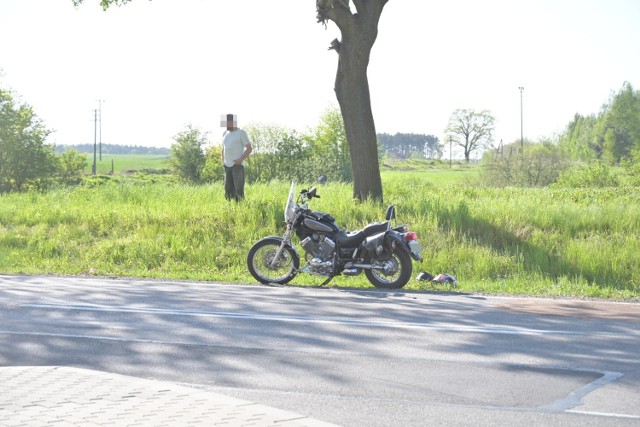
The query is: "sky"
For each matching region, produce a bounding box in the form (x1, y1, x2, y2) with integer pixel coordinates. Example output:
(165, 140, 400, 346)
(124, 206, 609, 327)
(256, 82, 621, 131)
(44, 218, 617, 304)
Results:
(0, 0, 639, 152)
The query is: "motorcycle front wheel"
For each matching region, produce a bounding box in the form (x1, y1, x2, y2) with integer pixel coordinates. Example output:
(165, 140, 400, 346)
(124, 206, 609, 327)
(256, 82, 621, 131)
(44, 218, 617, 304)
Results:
(365, 246, 412, 289)
(247, 237, 300, 284)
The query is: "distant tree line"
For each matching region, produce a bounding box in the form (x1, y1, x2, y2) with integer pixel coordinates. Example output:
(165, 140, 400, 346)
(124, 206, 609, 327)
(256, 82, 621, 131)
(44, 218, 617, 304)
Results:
(377, 133, 442, 159)
(55, 144, 169, 156)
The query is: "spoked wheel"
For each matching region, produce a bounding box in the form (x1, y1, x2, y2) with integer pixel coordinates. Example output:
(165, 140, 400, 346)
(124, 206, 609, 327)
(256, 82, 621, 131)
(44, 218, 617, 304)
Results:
(247, 237, 299, 284)
(365, 246, 412, 289)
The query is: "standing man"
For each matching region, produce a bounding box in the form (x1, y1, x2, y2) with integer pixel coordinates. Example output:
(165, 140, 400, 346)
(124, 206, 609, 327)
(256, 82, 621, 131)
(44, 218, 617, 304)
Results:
(221, 114, 253, 201)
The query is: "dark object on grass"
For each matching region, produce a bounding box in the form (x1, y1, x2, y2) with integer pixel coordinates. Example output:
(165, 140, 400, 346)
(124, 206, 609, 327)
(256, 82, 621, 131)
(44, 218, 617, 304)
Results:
(417, 272, 457, 287)
(416, 271, 434, 281)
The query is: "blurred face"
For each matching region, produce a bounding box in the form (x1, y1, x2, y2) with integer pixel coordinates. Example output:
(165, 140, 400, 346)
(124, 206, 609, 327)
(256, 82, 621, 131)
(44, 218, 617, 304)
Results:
(220, 114, 237, 130)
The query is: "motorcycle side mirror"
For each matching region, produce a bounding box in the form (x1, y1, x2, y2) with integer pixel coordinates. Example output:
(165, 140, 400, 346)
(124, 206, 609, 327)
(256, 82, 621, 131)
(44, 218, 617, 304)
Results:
(386, 205, 396, 221)
(317, 175, 327, 185)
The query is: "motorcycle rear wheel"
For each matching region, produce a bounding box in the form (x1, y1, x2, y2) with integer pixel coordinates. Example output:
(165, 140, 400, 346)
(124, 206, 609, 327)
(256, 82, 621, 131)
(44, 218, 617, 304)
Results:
(365, 246, 412, 289)
(247, 238, 299, 284)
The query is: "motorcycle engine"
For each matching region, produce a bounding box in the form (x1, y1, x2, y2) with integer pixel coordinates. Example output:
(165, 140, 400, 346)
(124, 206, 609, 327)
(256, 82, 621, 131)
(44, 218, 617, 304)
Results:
(300, 234, 335, 275)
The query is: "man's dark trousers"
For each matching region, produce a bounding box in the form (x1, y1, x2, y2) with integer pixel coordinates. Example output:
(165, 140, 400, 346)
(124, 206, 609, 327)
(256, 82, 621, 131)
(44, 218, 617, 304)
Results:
(224, 164, 245, 201)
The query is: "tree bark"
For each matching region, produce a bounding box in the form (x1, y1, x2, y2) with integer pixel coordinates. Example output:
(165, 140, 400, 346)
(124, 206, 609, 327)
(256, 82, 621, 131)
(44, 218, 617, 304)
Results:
(317, 0, 386, 202)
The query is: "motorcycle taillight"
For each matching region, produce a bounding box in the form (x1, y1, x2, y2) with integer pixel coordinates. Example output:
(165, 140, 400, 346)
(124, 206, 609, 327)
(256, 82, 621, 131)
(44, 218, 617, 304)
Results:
(404, 231, 418, 241)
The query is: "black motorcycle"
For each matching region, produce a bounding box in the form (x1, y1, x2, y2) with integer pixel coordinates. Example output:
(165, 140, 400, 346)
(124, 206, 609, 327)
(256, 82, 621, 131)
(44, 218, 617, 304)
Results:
(247, 177, 423, 289)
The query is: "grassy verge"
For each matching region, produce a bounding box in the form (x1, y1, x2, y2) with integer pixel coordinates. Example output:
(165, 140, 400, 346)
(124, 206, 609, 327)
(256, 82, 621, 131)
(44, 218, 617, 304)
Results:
(0, 172, 638, 300)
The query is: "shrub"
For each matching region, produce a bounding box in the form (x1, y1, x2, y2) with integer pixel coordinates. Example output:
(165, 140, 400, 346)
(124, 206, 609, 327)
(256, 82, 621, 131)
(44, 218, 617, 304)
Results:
(202, 145, 223, 183)
(56, 150, 87, 185)
(620, 149, 640, 186)
(170, 125, 207, 183)
(0, 88, 57, 193)
(553, 161, 620, 188)
(482, 142, 569, 187)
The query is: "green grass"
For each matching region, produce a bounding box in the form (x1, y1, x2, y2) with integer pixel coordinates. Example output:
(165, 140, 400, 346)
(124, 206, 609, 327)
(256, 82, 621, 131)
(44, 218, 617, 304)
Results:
(0, 169, 638, 300)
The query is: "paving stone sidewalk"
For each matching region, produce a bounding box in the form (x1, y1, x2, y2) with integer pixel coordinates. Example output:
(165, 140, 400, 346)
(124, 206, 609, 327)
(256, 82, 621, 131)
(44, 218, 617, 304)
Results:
(0, 366, 339, 427)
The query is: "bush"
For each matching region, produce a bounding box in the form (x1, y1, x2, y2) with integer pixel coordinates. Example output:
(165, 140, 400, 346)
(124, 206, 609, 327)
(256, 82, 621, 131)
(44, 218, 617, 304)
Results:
(553, 161, 620, 188)
(0, 88, 57, 193)
(56, 150, 87, 185)
(202, 145, 223, 183)
(482, 142, 569, 187)
(621, 150, 640, 186)
(170, 125, 207, 183)
(241, 108, 352, 184)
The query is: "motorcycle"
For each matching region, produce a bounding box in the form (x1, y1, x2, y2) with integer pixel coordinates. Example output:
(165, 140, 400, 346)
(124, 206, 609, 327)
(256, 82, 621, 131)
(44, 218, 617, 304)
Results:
(247, 176, 423, 289)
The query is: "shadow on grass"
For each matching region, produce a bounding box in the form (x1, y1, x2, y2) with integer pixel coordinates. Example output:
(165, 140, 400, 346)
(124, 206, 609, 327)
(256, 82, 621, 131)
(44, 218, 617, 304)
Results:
(433, 200, 633, 291)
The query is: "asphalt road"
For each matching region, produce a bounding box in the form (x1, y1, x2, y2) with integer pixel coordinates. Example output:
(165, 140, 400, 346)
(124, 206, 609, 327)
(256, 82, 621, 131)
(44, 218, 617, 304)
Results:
(1, 274, 639, 426)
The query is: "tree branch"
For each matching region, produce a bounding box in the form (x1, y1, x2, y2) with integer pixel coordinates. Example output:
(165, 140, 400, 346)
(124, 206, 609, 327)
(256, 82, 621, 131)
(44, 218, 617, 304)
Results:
(316, 0, 353, 32)
(72, 0, 132, 10)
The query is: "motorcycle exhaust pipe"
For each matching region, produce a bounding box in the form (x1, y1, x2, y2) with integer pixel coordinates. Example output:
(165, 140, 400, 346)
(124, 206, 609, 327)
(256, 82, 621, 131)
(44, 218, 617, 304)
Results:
(344, 262, 378, 270)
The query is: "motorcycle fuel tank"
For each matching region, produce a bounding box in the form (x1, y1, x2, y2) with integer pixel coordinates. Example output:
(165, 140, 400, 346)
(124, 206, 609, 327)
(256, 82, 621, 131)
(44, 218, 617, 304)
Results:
(303, 218, 335, 233)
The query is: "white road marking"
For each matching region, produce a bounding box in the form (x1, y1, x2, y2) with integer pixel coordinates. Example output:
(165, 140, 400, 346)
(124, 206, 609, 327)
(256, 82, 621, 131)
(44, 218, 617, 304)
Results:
(566, 410, 640, 420)
(539, 370, 624, 412)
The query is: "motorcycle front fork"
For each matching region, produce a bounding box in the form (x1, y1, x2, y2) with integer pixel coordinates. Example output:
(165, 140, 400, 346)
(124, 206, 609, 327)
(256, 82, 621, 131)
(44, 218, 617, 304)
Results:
(269, 228, 293, 269)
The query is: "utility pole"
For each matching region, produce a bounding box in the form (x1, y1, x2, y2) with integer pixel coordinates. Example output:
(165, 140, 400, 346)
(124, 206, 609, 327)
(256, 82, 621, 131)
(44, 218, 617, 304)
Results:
(519, 86, 524, 160)
(98, 100, 103, 161)
(449, 135, 452, 168)
(92, 109, 97, 175)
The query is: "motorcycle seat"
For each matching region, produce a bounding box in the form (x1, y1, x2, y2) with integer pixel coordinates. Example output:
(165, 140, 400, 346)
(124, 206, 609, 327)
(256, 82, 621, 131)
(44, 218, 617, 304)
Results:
(336, 230, 365, 246)
(336, 222, 389, 247)
(363, 221, 389, 236)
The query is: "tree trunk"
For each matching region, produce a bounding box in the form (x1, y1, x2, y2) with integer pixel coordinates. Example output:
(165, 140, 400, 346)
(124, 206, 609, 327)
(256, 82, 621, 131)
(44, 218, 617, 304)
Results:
(335, 34, 383, 201)
(464, 140, 471, 163)
(317, 0, 387, 202)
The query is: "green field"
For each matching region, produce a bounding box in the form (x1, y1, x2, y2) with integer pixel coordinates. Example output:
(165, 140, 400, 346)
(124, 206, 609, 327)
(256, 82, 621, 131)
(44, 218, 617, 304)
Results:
(0, 165, 638, 300)
(84, 153, 171, 175)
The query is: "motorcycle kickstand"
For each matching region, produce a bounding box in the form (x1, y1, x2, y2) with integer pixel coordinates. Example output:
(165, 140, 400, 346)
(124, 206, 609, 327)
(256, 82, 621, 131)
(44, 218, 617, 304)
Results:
(317, 275, 336, 287)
